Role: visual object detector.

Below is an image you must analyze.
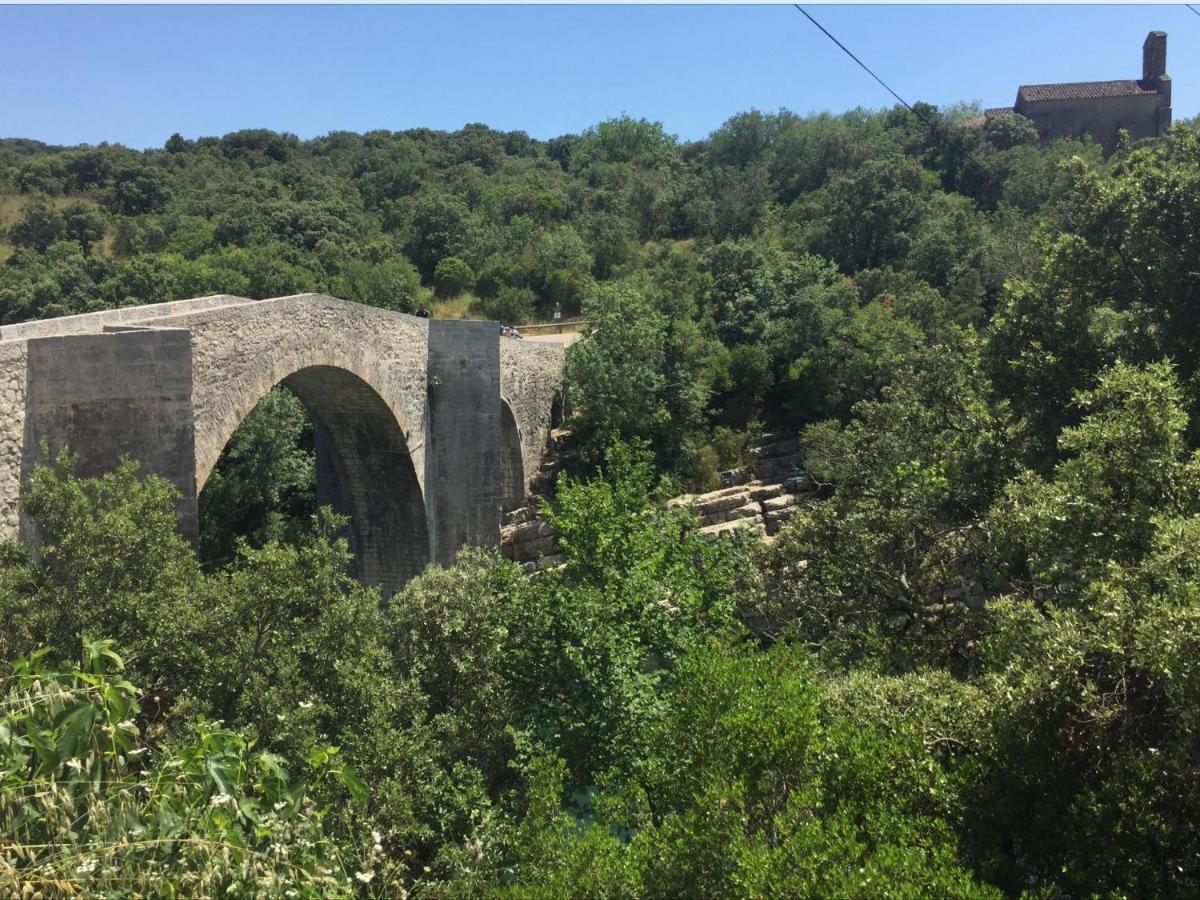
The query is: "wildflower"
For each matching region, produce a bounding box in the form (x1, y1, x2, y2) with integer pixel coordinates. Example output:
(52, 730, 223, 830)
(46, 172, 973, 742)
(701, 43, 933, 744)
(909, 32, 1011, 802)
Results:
(75, 857, 98, 874)
(298, 700, 314, 709)
(355, 870, 375, 884)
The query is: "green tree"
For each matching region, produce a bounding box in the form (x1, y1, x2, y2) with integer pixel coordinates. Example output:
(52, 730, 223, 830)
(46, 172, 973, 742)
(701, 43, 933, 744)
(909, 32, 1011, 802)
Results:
(8, 194, 65, 252)
(433, 255, 475, 298)
(801, 155, 932, 273)
(60, 201, 107, 253)
(564, 285, 708, 470)
(0, 640, 357, 896)
(198, 386, 316, 568)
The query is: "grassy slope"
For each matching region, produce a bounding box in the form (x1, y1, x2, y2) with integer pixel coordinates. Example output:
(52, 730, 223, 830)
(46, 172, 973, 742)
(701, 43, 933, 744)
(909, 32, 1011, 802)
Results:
(0, 194, 115, 260)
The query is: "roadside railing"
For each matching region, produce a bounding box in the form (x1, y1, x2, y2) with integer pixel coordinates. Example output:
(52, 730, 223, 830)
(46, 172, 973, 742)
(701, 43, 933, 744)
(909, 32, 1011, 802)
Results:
(515, 317, 588, 336)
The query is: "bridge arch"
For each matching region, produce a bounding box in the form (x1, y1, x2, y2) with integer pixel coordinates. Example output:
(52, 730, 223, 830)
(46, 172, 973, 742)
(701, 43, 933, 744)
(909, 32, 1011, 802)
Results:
(198, 364, 428, 594)
(500, 399, 525, 513)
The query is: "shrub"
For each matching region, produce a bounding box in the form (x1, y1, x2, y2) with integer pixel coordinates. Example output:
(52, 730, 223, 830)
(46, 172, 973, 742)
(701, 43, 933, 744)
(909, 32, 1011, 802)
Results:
(0, 639, 356, 896)
(472, 285, 536, 325)
(433, 256, 475, 298)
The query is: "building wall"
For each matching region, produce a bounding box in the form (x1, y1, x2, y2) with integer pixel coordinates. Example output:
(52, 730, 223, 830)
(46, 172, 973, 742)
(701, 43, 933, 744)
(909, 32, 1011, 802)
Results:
(1016, 93, 1169, 155)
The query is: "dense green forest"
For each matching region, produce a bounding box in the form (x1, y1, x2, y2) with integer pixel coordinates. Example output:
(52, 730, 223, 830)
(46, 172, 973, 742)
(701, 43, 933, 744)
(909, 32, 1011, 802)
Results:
(3, 105, 1200, 896)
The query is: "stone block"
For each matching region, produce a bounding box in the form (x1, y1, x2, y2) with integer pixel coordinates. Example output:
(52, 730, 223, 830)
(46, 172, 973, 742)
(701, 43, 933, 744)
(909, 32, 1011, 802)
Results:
(762, 494, 798, 513)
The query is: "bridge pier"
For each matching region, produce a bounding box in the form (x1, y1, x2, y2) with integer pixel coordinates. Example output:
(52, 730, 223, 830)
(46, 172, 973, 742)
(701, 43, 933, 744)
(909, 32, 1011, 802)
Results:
(425, 319, 502, 567)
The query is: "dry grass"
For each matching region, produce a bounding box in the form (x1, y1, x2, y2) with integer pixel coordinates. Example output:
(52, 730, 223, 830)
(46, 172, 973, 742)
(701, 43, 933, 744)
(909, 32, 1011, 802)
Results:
(0, 193, 102, 228)
(0, 194, 115, 256)
(431, 293, 479, 320)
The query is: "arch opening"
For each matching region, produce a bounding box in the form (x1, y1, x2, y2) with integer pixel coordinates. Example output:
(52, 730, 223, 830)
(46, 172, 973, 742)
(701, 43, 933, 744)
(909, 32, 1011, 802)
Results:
(549, 390, 565, 431)
(198, 365, 429, 596)
(500, 399, 526, 513)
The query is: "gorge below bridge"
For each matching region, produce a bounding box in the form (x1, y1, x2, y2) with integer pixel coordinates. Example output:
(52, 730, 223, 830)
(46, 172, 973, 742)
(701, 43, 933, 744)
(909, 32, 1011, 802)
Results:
(0, 294, 565, 596)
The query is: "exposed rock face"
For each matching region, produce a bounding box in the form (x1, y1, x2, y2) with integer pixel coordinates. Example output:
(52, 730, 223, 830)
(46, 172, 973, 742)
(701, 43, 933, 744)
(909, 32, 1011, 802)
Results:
(500, 433, 813, 572)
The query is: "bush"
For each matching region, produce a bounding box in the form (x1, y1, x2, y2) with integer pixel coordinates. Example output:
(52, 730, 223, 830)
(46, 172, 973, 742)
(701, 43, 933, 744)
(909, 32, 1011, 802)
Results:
(501, 640, 998, 898)
(433, 256, 475, 298)
(472, 284, 536, 325)
(0, 639, 356, 896)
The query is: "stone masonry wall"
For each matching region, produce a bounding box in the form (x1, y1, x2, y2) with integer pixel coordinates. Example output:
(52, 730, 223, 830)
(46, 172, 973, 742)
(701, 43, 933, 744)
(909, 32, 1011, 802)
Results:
(21, 328, 197, 541)
(0, 340, 28, 541)
(500, 340, 565, 501)
(1017, 93, 1168, 155)
(427, 320, 502, 565)
(0, 295, 255, 342)
(142, 293, 430, 497)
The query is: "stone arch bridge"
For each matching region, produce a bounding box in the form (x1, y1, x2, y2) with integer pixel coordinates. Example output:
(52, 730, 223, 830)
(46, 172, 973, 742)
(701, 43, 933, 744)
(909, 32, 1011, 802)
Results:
(0, 294, 565, 595)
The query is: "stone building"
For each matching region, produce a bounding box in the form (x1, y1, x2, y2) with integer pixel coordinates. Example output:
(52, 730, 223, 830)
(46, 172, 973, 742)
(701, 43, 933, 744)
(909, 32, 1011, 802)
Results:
(985, 31, 1172, 154)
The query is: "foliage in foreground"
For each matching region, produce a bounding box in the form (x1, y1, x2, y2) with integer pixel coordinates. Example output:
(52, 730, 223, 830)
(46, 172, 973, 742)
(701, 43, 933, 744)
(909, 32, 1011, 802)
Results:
(0, 639, 352, 896)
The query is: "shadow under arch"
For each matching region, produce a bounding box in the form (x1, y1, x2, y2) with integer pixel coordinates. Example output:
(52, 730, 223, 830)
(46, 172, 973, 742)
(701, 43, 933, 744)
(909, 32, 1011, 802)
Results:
(199, 365, 429, 596)
(550, 389, 565, 430)
(500, 399, 526, 513)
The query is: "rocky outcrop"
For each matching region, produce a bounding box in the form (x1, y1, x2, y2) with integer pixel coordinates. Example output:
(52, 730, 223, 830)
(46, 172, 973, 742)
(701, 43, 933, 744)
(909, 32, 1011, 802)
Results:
(499, 432, 813, 572)
(673, 477, 806, 542)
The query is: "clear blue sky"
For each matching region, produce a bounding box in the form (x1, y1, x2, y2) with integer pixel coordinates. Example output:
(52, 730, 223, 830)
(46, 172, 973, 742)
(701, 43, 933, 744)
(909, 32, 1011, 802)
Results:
(2, 4, 1196, 148)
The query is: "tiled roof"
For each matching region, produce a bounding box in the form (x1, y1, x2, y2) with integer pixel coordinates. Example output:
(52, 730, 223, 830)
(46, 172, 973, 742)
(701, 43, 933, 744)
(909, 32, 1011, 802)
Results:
(984, 107, 1018, 117)
(1017, 79, 1157, 103)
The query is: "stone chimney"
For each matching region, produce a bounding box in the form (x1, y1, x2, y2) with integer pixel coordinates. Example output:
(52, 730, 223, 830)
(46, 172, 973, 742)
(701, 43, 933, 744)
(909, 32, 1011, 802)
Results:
(1143, 31, 1167, 82)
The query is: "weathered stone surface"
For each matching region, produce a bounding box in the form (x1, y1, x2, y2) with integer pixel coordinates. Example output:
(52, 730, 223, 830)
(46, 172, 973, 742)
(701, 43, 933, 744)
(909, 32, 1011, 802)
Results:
(764, 507, 797, 536)
(695, 491, 752, 518)
(0, 340, 28, 537)
(668, 483, 747, 509)
(751, 437, 800, 459)
(501, 339, 565, 507)
(699, 500, 761, 528)
(725, 501, 763, 522)
(699, 518, 764, 542)
(22, 328, 198, 542)
(427, 320, 501, 566)
(762, 494, 798, 513)
(503, 506, 537, 526)
(0, 294, 256, 341)
(748, 483, 784, 503)
(0, 295, 564, 596)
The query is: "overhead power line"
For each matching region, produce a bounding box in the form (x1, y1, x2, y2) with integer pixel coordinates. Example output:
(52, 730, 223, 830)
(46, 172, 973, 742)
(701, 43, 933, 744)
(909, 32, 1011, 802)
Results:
(791, 5, 995, 182)
(792, 5, 914, 112)
(1186, 4, 1200, 18)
